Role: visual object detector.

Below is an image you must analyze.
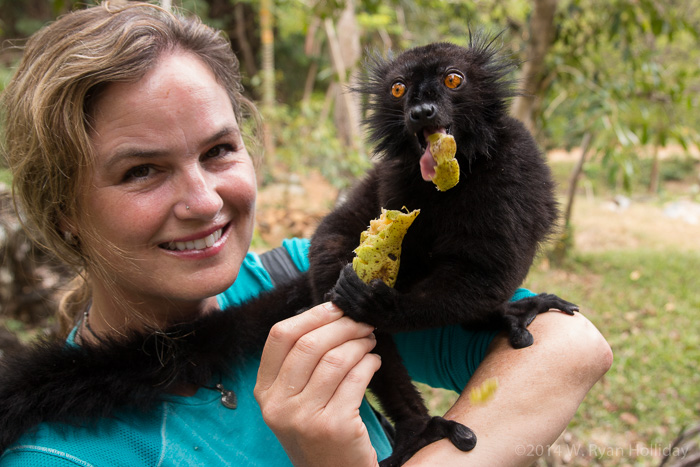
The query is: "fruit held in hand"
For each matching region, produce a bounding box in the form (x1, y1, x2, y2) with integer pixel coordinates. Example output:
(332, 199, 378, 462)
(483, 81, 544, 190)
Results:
(352, 208, 420, 287)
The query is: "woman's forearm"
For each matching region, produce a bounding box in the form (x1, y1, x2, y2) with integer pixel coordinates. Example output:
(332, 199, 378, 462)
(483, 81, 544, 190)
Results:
(405, 312, 612, 466)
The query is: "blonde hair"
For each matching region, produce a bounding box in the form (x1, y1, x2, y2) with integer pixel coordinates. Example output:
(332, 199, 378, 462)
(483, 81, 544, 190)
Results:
(2, 1, 258, 334)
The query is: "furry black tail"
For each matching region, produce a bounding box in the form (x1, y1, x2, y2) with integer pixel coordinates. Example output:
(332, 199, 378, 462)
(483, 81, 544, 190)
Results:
(0, 274, 311, 451)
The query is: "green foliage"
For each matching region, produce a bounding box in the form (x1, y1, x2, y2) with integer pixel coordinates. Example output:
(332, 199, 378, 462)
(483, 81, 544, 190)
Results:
(266, 97, 371, 189)
(272, 4, 322, 103)
(541, 0, 699, 190)
(5, 1, 696, 167)
(0, 168, 11, 186)
(658, 156, 698, 182)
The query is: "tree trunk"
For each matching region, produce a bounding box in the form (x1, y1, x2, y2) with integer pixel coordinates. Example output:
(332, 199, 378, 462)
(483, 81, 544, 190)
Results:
(511, 0, 558, 136)
(203, 0, 259, 92)
(648, 145, 660, 194)
(551, 133, 592, 264)
(563, 133, 593, 227)
(324, 0, 363, 152)
(260, 0, 276, 174)
(302, 17, 322, 105)
(260, 0, 275, 110)
(234, 2, 259, 79)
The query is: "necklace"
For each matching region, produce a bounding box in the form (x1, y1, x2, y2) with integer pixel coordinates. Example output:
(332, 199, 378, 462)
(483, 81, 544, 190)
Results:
(206, 382, 238, 409)
(82, 308, 109, 346)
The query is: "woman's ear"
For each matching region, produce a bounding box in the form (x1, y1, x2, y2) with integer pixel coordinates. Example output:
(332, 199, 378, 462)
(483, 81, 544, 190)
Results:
(59, 216, 78, 245)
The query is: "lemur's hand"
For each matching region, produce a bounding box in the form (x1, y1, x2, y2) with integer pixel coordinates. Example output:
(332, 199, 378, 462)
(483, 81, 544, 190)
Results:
(329, 264, 399, 330)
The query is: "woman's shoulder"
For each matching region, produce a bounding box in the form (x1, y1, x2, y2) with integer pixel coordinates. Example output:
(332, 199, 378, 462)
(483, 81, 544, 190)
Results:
(217, 238, 310, 310)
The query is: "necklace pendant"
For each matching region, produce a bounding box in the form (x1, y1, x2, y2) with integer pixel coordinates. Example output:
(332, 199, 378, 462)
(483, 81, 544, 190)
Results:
(215, 383, 237, 409)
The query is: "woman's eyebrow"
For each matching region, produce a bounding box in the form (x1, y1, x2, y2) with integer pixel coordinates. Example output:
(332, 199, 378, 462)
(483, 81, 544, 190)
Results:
(205, 126, 241, 146)
(103, 148, 167, 171)
(103, 125, 241, 170)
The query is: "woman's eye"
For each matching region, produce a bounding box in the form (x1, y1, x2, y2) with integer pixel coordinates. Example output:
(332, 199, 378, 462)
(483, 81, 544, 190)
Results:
(124, 165, 152, 181)
(204, 144, 234, 159)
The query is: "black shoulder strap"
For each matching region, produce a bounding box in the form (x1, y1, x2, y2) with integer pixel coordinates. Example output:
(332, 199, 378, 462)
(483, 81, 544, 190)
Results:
(259, 246, 303, 286)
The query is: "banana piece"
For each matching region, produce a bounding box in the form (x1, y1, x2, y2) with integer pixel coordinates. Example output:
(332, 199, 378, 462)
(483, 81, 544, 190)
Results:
(428, 133, 459, 191)
(352, 208, 420, 287)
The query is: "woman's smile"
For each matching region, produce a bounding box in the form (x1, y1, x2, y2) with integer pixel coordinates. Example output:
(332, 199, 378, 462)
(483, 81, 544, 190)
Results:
(161, 225, 224, 251)
(160, 222, 232, 257)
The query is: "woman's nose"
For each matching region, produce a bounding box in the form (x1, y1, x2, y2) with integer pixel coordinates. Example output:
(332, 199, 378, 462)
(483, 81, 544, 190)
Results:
(174, 164, 223, 220)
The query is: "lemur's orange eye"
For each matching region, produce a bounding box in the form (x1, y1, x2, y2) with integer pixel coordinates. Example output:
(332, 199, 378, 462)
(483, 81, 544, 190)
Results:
(391, 82, 406, 98)
(444, 73, 463, 89)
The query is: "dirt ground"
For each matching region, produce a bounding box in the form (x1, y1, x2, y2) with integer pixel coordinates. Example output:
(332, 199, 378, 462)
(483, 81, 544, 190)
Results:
(571, 196, 700, 252)
(255, 167, 700, 254)
(548, 144, 700, 252)
(255, 171, 338, 250)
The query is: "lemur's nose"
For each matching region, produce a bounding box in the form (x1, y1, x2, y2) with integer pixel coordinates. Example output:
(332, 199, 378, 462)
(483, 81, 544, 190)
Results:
(409, 103, 437, 125)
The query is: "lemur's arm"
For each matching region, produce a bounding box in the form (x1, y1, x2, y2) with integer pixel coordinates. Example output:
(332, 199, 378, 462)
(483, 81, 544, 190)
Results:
(307, 169, 383, 302)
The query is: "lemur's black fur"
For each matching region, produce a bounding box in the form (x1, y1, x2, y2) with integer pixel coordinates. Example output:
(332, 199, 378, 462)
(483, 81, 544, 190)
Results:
(0, 34, 577, 462)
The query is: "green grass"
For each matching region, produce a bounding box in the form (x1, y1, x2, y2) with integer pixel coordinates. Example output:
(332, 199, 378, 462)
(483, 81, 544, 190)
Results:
(524, 249, 700, 461)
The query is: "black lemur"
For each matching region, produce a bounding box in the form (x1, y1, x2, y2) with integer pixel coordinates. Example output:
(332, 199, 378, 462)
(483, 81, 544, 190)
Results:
(0, 35, 577, 461)
(302, 36, 579, 465)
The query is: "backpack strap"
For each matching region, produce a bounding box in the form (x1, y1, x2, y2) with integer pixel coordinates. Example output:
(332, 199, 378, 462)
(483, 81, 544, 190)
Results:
(259, 246, 303, 286)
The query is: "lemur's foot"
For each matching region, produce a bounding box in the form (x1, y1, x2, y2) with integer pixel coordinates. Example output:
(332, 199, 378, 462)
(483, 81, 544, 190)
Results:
(503, 293, 579, 349)
(379, 415, 476, 467)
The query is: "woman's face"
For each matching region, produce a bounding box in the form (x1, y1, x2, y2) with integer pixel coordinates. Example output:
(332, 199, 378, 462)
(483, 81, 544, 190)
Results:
(80, 51, 256, 318)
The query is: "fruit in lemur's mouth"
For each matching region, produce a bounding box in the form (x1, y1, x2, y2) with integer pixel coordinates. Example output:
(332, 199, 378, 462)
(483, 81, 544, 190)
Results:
(352, 208, 420, 287)
(427, 132, 459, 191)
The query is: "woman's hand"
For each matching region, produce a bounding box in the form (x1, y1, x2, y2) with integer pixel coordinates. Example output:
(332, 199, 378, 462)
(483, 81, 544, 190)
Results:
(254, 302, 382, 467)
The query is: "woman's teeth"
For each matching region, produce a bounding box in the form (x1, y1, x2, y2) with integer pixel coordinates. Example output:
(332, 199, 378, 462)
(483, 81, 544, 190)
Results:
(164, 228, 222, 251)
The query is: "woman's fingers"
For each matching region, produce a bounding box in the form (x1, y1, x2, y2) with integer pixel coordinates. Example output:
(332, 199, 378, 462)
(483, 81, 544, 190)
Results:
(256, 302, 375, 397)
(256, 302, 343, 392)
(323, 351, 382, 416)
(300, 332, 379, 407)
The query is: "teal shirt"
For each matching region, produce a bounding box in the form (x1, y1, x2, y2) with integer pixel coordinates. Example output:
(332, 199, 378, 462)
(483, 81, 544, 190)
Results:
(1, 238, 533, 466)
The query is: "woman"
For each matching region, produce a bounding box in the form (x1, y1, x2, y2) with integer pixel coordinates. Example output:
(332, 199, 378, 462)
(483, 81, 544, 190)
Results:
(0, 2, 612, 465)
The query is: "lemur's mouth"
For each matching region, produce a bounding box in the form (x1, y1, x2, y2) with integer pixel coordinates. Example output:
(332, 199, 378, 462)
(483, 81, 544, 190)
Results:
(416, 126, 450, 154)
(418, 127, 448, 181)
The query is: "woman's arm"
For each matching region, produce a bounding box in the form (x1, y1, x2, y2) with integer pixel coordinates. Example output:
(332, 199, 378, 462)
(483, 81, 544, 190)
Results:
(406, 311, 612, 466)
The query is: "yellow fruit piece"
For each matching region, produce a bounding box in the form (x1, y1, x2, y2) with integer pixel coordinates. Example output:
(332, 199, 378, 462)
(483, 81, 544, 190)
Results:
(352, 208, 420, 287)
(468, 378, 499, 405)
(427, 133, 459, 191)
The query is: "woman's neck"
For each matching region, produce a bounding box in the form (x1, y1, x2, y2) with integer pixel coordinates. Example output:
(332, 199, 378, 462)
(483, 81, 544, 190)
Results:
(82, 286, 220, 344)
